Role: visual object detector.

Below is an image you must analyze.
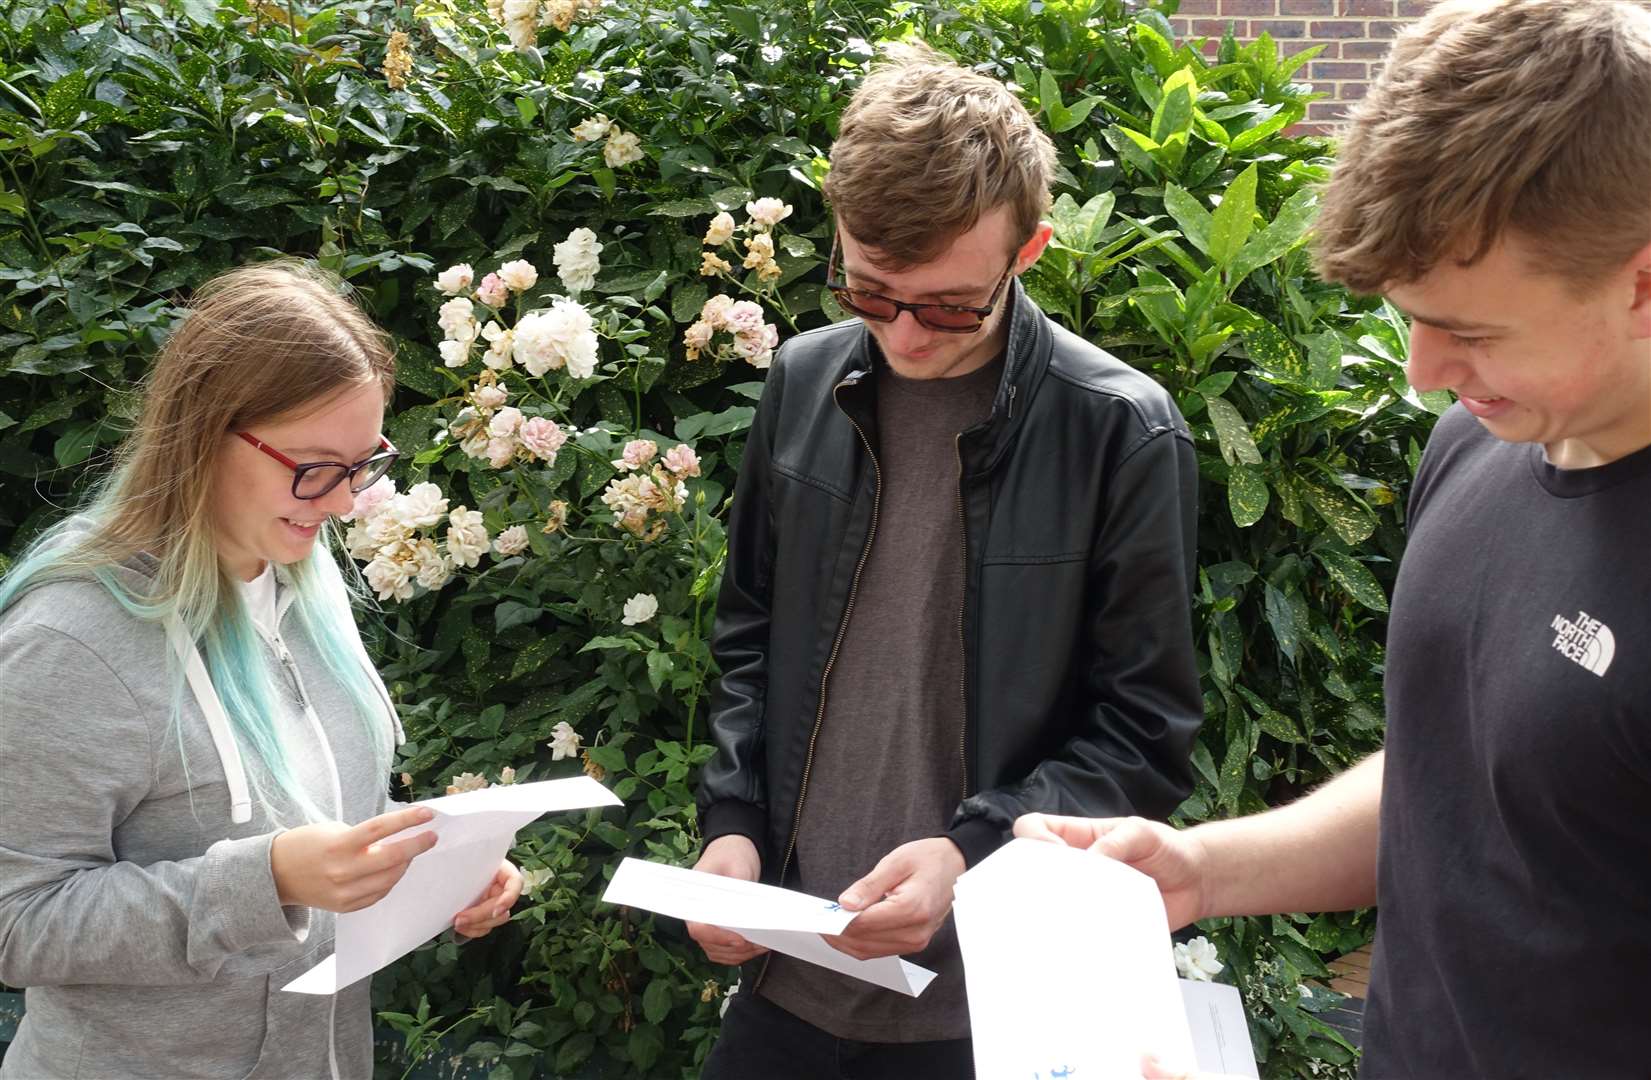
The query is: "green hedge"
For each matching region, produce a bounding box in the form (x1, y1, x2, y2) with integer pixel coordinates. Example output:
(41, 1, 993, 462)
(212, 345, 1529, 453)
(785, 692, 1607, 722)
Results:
(0, 1, 1436, 1075)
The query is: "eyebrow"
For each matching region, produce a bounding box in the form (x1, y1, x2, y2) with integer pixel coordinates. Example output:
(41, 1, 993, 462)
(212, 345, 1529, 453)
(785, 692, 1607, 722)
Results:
(1389, 306, 1507, 333)
(842, 263, 990, 302)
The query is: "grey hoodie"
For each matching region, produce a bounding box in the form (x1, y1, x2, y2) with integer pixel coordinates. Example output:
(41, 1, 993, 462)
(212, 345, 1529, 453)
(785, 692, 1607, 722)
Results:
(0, 543, 402, 1079)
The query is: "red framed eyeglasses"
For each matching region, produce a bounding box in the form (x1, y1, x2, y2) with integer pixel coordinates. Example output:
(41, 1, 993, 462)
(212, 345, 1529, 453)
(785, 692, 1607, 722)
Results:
(237, 432, 399, 500)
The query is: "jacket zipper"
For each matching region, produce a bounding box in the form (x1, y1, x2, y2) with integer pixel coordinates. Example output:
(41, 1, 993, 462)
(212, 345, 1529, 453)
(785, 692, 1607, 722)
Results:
(954, 435, 971, 800)
(757, 385, 883, 991)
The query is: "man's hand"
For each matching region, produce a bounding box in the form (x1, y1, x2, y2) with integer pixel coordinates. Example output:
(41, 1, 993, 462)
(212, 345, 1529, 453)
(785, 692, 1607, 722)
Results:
(686, 834, 768, 966)
(825, 837, 967, 961)
(270, 805, 438, 912)
(1015, 814, 1210, 931)
(454, 859, 523, 939)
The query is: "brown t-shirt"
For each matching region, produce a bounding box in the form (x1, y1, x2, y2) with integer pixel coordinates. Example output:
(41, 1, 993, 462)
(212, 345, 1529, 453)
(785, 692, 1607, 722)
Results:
(758, 352, 1003, 1042)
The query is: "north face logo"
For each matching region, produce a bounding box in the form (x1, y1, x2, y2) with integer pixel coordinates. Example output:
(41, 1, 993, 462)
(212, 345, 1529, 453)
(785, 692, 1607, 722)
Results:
(1551, 610, 1615, 677)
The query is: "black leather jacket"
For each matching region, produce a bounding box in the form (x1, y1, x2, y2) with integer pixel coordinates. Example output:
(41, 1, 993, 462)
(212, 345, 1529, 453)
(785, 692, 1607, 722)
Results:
(696, 282, 1202, 882)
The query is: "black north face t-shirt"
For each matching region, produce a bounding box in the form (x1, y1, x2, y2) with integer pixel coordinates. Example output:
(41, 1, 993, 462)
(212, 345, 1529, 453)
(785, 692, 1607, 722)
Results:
(1363, 406, 1651, 1078)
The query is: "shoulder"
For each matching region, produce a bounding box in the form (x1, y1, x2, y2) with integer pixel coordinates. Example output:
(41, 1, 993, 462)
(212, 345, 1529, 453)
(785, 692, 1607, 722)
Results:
(768, 320, 863, 398)
(1036, 320, 1188, 449)
(0, 576, 163, 698)
(1408, 404, 1503, 519)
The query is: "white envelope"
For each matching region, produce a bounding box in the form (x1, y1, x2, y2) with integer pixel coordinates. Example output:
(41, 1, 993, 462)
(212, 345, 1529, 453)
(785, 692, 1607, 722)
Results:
(601, 857, 936, 997)
(283, 776, 621, 994)
(953, 838, 1199, 1079)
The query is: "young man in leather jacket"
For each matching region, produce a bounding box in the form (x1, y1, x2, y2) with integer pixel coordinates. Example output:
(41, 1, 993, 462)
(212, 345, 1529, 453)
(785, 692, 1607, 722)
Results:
(690, 42, 1205, 1078)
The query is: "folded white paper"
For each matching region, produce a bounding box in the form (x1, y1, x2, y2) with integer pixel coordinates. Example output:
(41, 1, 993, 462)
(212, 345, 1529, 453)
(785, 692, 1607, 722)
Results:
(953, 838, 1199, 1079)
(601, 857, 936, 997)
(283, 776, 621, 994)
(1180, 978, 1260, 1078)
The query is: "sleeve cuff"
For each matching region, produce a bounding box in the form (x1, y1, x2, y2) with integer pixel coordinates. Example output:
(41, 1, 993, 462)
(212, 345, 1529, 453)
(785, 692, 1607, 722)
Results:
(944, 816, 1009, 869)
(698, 800, 769, 872)
(198, 832, 311, 952)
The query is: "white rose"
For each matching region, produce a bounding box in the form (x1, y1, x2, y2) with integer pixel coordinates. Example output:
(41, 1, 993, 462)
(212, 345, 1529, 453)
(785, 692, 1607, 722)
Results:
(501, 0, 538, 49)
(344, 522, 377, 561)
(570, 114, 612, 142)
(745, 198, 793, 228)
(439, 338, 473, 368)
(438, 297, 478, 341)
(480, 321, 515, 370)
(603, 128, 644, 168)
(548, 720, 582, 761)
(703, 211, 736, 246)
(412, 539, 452, 590)
(621, 592, 658, 626)
(553, 227, 604, 294)
(513, 299, 599, 379)
(497, 259, 539, 292)
(493, 524, 530, 556)
(446, 506, 491, 568)
(393, 482, 450, 529)
(520, 866, 553, 897)
(472, 383, 509, 410)
(365, 552, 415, 602)
(435, 263, 474, 296)
(1172, 937, 1224, 982)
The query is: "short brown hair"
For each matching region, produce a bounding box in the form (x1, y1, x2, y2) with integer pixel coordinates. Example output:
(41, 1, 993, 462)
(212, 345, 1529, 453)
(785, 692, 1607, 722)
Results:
(821, 41, 1058, 270)
(1314, 0, 1651, 294)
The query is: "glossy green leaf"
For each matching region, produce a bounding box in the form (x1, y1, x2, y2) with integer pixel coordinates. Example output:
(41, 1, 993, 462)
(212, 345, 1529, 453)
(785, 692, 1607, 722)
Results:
(1316, 550, 1389, 612)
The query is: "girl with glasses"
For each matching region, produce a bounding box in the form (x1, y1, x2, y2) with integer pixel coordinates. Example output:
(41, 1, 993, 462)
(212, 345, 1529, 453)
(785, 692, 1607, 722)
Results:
(0, 261, 520, 1079)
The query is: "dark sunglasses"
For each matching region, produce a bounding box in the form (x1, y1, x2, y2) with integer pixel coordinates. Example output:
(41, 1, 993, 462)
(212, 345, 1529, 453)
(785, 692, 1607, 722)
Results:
(237, 432, 399, 500)
(825, 237, 1017, 333)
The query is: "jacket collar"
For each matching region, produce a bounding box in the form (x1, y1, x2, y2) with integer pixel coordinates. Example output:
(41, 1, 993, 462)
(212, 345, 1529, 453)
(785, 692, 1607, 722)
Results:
(833, 277, 1052, 473)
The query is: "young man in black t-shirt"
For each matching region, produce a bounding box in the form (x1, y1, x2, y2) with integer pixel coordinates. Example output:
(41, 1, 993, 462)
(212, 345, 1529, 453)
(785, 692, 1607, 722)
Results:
(1017, 1, 1651, 1077)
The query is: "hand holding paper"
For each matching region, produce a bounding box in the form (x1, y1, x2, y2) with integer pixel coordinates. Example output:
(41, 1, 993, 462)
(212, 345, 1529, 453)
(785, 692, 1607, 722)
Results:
(953, 838, 1202, 1079)
(283, 776, 620, 995)
(602, 857, 937, 997)
(827, 836, 966, 961)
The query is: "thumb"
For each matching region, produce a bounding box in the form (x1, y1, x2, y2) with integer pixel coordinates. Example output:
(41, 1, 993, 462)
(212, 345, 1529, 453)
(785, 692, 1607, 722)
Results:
(840, 851, 910, 911)
(1091, 817, 1161, 867)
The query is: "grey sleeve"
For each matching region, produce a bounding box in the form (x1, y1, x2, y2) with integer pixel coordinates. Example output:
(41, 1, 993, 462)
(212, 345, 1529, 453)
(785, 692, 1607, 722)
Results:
(0, 622, 307, 987)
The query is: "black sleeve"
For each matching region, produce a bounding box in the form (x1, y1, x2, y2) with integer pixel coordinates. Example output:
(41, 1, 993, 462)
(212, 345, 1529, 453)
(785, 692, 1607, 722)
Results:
(693, 361, 785, 869)
(947, 427, 1203, 865)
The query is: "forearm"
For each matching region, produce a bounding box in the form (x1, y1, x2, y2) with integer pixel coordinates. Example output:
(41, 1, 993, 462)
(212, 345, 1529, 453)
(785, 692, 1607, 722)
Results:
(1193, 751, 1383, 920)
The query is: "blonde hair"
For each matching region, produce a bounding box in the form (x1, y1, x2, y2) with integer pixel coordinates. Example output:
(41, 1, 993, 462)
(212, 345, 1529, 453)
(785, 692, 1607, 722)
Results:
(1314, 0, 1651, 293)
(821, 41, 1058, 270)
(92, 259, 396, 595)
(1, 259, 398, 822)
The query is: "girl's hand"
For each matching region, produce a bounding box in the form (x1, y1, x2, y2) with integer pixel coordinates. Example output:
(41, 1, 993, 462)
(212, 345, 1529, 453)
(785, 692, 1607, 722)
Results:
(270, 805, 437, 912)
(455, 860, 523, 939)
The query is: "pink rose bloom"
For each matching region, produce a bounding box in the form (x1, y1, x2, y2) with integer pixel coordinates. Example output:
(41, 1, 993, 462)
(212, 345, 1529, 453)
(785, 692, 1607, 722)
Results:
(472, 384, 508, 410)
(621, 439, 658, 470)
(486, 436, 518, 469)
(474, 273, 509, 308)
(488, 406, 524, 438)
(726, 300, 766, 336)
(519, 417, 568, 461)
(344, 475, 395, 523)
(663, 443, 700, 478)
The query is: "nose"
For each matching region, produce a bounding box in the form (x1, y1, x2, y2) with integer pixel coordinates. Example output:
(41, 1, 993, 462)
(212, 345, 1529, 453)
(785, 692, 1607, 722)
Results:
(1405, 322, 1472, 393)
(881, 309, 935, 356)
(317, 476, 360, 520)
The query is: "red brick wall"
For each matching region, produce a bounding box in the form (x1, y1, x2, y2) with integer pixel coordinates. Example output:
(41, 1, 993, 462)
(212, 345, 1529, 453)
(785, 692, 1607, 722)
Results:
(1166, 0, 1651, 133)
